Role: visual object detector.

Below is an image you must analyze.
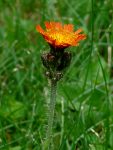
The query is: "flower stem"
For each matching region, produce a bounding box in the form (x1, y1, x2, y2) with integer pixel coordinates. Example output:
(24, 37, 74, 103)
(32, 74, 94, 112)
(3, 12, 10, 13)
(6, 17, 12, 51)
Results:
(46, 79, 57, 149)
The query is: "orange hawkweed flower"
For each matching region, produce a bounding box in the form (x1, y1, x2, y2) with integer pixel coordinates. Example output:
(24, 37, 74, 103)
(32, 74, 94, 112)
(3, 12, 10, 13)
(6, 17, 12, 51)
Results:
(36, 21, 86, 49)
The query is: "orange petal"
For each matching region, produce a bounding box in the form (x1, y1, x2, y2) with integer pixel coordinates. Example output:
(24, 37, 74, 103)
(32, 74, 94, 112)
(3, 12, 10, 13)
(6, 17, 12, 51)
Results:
(74, 29, 83, 34)
(36, 25, 45, 34)
(64, 24, 74, 31)
(55, 22, 62, 29)
(45, 22, 62, 29)
(45, 21, 51, 29)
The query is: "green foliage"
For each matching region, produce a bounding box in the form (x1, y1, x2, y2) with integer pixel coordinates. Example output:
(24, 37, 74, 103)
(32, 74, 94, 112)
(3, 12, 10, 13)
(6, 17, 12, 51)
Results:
(0, 0, 113, 149)
(0, 96, 26, 120)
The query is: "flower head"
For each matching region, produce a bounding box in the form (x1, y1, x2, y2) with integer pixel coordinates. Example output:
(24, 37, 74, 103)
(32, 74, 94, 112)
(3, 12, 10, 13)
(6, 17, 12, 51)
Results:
(36, 21, 86, 49)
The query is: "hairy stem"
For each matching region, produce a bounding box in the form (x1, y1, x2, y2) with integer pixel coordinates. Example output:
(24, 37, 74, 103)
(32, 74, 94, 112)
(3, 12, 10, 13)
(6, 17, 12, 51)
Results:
(46, 79, 57, 149)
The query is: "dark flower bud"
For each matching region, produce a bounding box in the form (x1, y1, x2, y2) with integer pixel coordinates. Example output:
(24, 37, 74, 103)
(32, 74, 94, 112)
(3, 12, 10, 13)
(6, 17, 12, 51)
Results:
(47, 53, 55, 62)
(41, 53, 56, 69)
(57, 51, 72, 71)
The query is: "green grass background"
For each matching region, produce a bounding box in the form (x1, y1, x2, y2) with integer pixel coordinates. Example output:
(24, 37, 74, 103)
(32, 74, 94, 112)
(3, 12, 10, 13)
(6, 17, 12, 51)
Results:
(0, 0, 113, 149)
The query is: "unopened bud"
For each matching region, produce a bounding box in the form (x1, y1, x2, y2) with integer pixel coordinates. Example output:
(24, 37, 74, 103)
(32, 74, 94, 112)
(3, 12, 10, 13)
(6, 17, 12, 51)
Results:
(57, 51, 72, 71)
(41, 53, 55, 69)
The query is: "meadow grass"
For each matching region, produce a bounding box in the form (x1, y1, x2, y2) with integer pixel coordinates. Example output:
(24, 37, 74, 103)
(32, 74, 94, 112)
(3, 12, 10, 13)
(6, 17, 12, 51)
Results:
(0, 0, 113, 149)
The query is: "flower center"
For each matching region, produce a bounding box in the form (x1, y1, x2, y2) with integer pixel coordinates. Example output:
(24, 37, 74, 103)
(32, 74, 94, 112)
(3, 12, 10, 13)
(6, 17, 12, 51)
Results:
(47, 30, 74, 44)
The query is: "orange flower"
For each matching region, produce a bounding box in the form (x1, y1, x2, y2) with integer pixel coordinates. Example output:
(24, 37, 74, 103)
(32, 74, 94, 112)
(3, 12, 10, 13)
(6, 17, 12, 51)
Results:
(36, 21, 86, 49)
